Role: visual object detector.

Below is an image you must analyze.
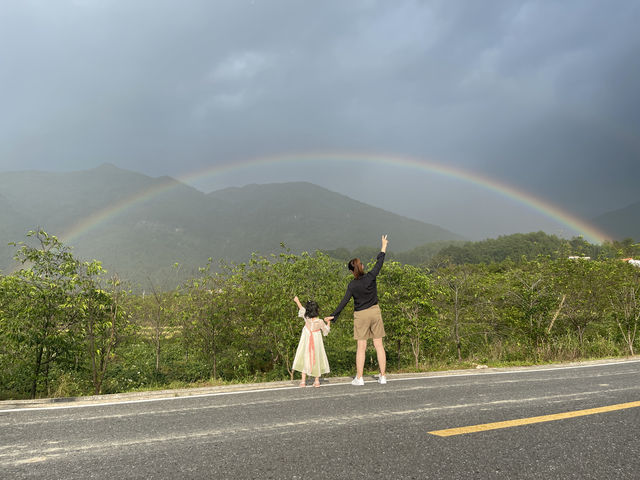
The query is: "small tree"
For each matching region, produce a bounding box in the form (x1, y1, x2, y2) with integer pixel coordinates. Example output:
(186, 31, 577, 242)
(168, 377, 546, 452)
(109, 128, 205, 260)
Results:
(180, 261, 235, 380)
(6, 230, 98, 398)
(434, 264, 477, 361)
(607, 263, 640, 356)
(380, 262, 441, 368)
(551, 258, 609, 346)
(504, 261, 557, 349)
(82, 275, 134, 394)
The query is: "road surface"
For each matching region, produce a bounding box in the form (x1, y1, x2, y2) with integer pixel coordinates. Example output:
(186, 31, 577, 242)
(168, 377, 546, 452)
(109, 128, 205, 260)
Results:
(2, 359, 640, 479)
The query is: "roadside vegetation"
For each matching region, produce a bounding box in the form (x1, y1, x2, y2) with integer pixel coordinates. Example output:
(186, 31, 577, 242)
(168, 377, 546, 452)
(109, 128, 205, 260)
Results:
(1, 230, 639, 400)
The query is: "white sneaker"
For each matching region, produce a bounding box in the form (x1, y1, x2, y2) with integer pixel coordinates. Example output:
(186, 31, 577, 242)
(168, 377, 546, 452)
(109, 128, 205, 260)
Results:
(351, 376, 364, 386)
(377, 375, 387, 385)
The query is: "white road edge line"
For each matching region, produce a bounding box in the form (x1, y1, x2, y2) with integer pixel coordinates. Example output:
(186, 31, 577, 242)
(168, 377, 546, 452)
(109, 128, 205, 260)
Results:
(2, 358, 639, 414)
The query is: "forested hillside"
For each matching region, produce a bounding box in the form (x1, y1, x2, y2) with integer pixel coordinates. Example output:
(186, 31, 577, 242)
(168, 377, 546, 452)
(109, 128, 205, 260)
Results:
(324, 232, 639, 267)
(430, 232, 603, 265)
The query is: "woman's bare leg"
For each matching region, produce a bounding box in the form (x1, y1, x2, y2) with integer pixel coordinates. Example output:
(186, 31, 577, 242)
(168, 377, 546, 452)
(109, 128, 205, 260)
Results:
(373, 338, 386, 376)
(356, 339, 367, 378)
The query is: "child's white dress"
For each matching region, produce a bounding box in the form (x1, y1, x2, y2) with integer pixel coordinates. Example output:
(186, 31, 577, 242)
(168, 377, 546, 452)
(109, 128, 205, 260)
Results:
(292, 307, 330, 377)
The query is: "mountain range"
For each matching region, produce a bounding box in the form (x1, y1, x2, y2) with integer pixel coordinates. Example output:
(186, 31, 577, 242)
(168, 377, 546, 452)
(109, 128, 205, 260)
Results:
(0, 164, 463, 288)
(1, 164, 636, 288)
(591, 201, 640, 242)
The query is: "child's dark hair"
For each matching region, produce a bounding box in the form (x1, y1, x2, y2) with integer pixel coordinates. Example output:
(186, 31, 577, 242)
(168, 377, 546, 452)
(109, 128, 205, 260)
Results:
(304, 300, 320, 318)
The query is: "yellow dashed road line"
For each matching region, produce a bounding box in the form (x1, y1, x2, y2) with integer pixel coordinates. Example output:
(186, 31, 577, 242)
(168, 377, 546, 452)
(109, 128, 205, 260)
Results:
(429, 400, 640, 437)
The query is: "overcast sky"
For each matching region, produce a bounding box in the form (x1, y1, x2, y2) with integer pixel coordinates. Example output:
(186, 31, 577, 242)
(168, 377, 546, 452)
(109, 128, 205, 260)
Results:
(1, 0, 639, 240)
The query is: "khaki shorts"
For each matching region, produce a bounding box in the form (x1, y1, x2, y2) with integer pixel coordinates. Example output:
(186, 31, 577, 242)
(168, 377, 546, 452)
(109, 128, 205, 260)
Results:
(353, 304, 386, 340)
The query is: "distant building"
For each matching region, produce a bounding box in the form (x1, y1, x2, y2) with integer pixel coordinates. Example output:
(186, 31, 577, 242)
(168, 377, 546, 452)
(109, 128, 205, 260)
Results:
(568, 256, 591, 260)
(622, 258, 640, 267)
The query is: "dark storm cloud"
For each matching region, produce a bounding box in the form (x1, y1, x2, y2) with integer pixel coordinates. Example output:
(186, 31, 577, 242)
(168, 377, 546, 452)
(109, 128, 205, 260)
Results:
(1, 0, 638, 237)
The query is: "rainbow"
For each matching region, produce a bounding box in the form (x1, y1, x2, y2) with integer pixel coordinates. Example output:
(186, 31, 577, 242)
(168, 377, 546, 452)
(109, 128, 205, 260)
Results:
(61, 152, 611, 244)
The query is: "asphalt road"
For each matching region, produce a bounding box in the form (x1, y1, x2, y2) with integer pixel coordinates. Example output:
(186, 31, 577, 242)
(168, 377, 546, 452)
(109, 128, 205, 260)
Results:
(2, 359, 640, 479)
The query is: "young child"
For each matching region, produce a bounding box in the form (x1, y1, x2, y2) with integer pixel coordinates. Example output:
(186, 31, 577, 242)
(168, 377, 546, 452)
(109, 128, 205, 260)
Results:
(292, 296, 330, 387)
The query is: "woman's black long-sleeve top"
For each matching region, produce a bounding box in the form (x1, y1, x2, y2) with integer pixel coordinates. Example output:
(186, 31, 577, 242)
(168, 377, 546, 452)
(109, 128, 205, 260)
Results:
(330, 252, 385, 322)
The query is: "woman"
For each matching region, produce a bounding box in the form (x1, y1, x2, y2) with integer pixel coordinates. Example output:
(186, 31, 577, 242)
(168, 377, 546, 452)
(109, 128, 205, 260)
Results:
(325, 235, 388, 385)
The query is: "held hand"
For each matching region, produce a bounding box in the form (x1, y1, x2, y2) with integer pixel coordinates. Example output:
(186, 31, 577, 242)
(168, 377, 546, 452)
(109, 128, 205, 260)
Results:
(324, 316, 334, 323)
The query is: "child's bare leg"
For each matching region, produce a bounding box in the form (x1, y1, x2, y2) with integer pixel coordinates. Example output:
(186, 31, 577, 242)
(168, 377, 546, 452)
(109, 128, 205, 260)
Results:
(299, 373, 306, 387)
(313, 376, 320, 387)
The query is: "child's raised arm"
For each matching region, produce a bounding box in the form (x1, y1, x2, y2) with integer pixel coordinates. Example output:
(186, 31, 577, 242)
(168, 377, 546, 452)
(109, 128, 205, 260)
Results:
(293, 296, 303, 309)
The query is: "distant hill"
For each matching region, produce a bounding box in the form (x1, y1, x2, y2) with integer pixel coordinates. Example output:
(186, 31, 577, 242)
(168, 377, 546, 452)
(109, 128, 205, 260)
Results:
(0, 193, 30, 256)
(431, 231, 603, 265)
(0, 164, 463, 288)
(207, 182, 460, 253)
(592, 201, 640, 241)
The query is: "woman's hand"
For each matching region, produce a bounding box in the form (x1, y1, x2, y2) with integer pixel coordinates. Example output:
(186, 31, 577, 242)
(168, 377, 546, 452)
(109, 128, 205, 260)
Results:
(324, 316, 334, 323)
(381, 234, 389, 252)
